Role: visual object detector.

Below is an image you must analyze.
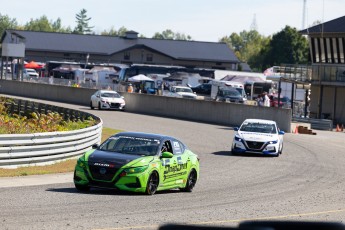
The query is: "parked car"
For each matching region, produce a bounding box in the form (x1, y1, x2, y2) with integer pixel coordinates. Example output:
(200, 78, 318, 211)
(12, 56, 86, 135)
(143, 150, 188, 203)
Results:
(269, 95, 291, 108)
(23, 68, 39, 79)
(191, 83, 211, 95)
(90, 90, 125, 110)
(74, 132, 200, 195)
(215, 88, 245, 103)
(164, 86, 197, 99)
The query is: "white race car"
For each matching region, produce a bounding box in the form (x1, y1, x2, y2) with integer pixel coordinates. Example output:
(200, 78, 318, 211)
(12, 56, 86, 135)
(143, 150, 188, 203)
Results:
(90, 90, 125, 110)
(231, 119, 284, 157)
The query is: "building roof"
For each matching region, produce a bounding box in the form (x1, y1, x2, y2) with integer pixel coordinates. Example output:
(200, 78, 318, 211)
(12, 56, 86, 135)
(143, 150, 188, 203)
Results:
(300, 15, 345, 34)
(1, 30, 239, 63)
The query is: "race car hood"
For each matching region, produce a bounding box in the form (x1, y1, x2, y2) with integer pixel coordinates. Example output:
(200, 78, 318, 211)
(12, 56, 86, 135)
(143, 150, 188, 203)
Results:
(87, 149, 142, 168)
(237, 131, 277, 142)
(101, 97, 125, 104)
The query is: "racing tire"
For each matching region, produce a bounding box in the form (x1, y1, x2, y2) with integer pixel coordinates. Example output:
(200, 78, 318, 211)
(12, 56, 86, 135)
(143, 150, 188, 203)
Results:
(98, 102, 102, 110)
(75, 183, 90, 192)
(145, 171, 159, 195)
(90, 101, 94, 110)
(180, 169, 197, 192)
(279, 144, 283, 155)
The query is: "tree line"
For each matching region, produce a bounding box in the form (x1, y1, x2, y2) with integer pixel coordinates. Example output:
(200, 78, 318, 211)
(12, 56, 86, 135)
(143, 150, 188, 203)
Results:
(0, 9, 309, 72)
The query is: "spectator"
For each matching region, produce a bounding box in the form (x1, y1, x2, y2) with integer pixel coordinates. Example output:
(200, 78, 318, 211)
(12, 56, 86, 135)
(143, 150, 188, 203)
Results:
(256, 94, 263, 106)
(263, 92, 270, 107)
(127, 83, 134, 93)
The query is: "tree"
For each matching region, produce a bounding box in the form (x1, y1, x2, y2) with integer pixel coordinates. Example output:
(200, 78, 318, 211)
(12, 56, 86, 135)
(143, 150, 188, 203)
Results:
(24, 16, 71, 33)
(51, 18, 72, 33)
(74, 9, 94, 34)
(0, 14, 18, 37)
(152, 29, 192, 40)
(264, 26, 309, 67)
(220, 30, 270, 71)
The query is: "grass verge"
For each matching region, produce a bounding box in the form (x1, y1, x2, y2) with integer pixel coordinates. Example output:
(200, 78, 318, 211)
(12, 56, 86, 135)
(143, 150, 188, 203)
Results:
(0, 127, 122, 177)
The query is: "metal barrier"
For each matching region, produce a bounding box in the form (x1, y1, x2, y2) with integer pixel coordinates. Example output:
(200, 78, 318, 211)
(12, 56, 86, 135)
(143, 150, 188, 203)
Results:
(0, 98, 103, 168)
(293, 117, 333, 131)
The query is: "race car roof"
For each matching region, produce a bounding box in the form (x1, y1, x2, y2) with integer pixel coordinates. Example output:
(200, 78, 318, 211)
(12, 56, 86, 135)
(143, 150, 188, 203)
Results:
(242, 119, 276, 125)
(113, 132, 172, 141)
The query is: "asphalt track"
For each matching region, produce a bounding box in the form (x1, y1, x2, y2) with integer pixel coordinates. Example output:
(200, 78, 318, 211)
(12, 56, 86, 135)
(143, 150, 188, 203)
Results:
(1, 98, 345, 230)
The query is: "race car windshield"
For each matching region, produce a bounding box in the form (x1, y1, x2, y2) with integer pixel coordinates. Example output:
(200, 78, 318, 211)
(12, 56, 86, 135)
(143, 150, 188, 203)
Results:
(240, 123, 277, 134)
(176, 88, 193, 93)
(101, 92, 121, 98)
(99, 136, 160, 156)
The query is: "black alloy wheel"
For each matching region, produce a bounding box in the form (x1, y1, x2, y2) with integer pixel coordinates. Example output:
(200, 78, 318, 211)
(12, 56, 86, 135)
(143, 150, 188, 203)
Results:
(146, 171, 159, 195)
(181, 169, 197, 192)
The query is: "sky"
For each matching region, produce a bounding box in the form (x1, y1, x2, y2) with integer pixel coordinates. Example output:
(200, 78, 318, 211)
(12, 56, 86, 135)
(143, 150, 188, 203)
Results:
(1, 0, 344, 42)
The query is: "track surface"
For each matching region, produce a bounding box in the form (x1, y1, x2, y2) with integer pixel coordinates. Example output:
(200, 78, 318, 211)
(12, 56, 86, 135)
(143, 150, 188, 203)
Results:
(1, 99, 345, 230)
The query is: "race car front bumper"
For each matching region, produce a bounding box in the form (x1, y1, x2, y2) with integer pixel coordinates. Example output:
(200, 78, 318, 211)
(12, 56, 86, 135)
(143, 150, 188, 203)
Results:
(232, 138, 279, 155)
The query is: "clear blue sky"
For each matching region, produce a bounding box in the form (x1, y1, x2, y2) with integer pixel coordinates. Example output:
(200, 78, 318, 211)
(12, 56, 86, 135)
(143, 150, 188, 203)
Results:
(2, 0, 344, 42)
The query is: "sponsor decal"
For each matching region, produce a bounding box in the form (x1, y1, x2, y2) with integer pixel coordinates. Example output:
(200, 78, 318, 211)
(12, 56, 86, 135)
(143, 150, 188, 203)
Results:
(164, 171, 187, 181)
(164, 163, 187, 175)
(94, 162, 115, 168)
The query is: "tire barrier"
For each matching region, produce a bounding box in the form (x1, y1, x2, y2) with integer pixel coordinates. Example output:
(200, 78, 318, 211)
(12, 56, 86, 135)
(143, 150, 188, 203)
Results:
(0, 98, 102, 168)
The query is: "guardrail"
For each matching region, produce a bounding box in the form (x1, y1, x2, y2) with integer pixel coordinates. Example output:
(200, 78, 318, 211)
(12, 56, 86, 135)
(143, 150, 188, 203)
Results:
(0, 98, 103, 168)
(292, 117, 333, 131)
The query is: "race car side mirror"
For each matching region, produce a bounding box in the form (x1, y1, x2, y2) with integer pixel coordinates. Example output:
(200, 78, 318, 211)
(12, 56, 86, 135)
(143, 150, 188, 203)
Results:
(234, 127, 239, 131)
(279, 130, 285, 135)
(92, 144, 99, 149)
(161, 152, 173, 158)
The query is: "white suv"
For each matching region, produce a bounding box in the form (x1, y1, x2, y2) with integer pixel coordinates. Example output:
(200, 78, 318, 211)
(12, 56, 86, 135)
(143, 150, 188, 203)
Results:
(23, 68, 39, 79)
(164, 86, 197, 99)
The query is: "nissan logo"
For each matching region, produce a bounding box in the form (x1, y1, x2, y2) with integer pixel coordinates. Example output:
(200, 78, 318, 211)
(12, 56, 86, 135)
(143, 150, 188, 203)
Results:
(99, 168, 107, 174)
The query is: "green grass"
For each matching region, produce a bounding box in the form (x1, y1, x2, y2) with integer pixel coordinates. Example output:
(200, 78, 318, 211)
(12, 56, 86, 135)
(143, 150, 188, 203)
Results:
(0, 127, 122, 177)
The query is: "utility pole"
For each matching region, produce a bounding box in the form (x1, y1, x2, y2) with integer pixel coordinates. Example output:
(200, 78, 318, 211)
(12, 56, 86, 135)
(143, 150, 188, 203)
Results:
(250, 14, 258, 31)
(302, 0, 307, 29)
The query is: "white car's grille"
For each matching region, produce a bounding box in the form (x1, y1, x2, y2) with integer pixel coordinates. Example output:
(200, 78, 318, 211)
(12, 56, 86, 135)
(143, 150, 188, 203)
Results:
(245, 141, 265, 150)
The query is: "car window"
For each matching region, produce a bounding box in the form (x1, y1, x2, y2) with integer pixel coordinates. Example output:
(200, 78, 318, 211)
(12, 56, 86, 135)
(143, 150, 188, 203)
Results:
(99, 136, 160, 156)
(172, 140, 184, 155)
(240, 122, 277, 134)
(101, 92, 121, 98)
(221, 89, 241, 97)
(161, 140, 173, 154)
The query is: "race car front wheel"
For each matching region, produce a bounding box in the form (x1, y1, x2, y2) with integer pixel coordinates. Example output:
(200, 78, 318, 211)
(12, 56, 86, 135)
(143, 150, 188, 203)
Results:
(181, 169, 197, 192)
(146, 171, 159, 195)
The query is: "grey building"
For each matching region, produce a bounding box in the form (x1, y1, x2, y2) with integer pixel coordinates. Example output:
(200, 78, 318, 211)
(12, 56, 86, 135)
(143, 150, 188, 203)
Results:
(1, 30, 239, 70)
(300, 16, 345, 124)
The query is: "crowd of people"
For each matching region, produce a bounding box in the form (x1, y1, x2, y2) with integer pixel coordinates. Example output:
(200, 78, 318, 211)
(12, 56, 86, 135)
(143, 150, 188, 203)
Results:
(256, 92, 271, 107)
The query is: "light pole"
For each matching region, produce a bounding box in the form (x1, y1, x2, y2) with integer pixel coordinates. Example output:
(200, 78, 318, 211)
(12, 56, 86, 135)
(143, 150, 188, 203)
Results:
(85, 53, 89, 69)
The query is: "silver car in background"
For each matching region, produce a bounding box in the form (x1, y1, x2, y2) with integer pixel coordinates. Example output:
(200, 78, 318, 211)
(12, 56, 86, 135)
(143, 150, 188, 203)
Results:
(90, 90, 125, 110)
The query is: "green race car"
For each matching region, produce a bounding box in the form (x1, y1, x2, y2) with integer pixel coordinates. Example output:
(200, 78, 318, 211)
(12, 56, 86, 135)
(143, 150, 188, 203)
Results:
(74, 132, 200, 195)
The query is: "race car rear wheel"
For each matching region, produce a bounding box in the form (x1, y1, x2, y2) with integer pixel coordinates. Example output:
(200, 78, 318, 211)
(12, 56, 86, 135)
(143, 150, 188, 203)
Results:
(145, 171, 159, 195)
(75, 183, 90, 192)
(181, 169, 197, 192)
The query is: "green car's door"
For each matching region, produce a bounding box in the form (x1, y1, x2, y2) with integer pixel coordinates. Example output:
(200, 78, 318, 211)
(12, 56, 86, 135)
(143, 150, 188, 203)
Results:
(160, 139, 189, 188)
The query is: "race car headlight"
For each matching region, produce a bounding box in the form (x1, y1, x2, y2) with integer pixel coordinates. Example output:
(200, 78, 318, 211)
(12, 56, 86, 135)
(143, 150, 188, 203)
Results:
(234, 135, 242, 142)
(77, 156, 86, 168)
(269, 140, 278, 144)
(124, 165, 149, 174)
